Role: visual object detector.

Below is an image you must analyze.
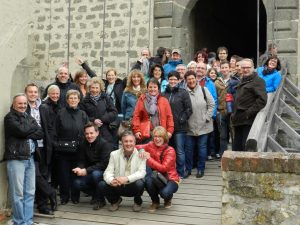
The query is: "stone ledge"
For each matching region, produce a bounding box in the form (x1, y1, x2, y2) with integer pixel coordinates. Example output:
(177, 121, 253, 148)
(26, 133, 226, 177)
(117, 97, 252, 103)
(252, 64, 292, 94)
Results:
(221, 151, 300, 174)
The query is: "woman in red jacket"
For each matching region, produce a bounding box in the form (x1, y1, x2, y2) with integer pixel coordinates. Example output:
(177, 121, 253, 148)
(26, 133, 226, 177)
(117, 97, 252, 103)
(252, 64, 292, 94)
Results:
(132, 78, 174, 143)
(138, 126, 179, 213)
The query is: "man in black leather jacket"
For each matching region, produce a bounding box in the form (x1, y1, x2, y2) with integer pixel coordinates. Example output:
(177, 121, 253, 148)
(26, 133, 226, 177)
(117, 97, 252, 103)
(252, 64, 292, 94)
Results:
(4, 93, 43, 225)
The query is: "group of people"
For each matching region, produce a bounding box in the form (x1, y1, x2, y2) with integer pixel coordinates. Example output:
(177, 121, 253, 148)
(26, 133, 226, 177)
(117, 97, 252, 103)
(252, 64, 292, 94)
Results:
(4, 43, 282, 225)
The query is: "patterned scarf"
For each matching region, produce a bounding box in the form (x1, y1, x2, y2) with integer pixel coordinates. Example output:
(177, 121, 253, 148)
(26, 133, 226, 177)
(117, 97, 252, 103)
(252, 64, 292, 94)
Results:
(90, 93, 101, 104)
(144, 93, 159, 128)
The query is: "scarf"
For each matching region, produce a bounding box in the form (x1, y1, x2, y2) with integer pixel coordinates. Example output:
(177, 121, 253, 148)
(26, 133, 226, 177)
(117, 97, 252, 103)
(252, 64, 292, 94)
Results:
(106, 84, 116, 105)
(262, 66, 276, 75)
(90, 93, 101, 104)
(144, 93, 159, 128)
(141, 59, 150, 76)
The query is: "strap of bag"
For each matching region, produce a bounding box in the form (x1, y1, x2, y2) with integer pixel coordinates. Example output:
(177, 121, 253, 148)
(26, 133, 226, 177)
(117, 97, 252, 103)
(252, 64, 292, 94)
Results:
(201, 86, 208, 110)
(159, 145, 169, 162)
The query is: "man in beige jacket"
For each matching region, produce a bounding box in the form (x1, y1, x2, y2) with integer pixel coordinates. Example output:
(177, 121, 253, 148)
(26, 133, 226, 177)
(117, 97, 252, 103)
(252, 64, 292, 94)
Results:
(98, 131, 146, 212)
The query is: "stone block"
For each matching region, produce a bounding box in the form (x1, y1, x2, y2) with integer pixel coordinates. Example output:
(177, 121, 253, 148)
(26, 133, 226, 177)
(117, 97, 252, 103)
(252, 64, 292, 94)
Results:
(128, 50, 138, 58)
(37, 16, 46, 22)
(119, 29, 128, 37)
(133, 19, 139, 26)
(107, 4, 116, 10)
(50, 51, 65, 58)
(44, 34, 51, 41)
(104, 42, 111, 48)
(119, 62, 126, 68)
(155, 27, 172, 38)
(86, 15, 96, 20)
(75, 15, 83, 20)
(91, 21, 100, 28)
(221, 151, 236, 171)
(111, 51, 126, 57)
(73, 0, 82, 3)
(76, 33, 82, 39)
(49, 42, 59, 50)
(137, 38, 149, 47)
(114, 20, 124, 27)
(54, 7, 63, 12)
(104, 21, 111, 28)
(104, 60, 115, 68)
(119, 3, 128, 10)
(138, 27, 147, 37)
(85, 31, 93, 39)
(154, 2, 173, 18)
(78, 5, 87, 12)
(82, 42, 92, 49)
(37, 24, 44, 30)
(57, 24, 64, 29)
(111, 31, 117, 39)
(154, 18, 173, 28)
(113, 40, 125, 48)
(91, 5, 103, 11)
(72, 43, 79, 49)
(94, 42, 101, 49)
(91, 60, 101, 67)
(111, 13, 120, 17)
(80, 23, 87, 29)
(90, 50, 97, 58)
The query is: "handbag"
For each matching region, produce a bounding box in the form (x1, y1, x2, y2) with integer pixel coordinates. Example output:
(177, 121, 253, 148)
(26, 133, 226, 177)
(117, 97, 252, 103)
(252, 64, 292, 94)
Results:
(56, 140, 79, 153)
(151, 145, 169, 189)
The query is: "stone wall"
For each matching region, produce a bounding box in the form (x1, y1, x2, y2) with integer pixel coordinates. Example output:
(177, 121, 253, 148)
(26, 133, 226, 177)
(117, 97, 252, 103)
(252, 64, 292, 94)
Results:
(30, 0, 153, 87)
(221, 151, 300, 225)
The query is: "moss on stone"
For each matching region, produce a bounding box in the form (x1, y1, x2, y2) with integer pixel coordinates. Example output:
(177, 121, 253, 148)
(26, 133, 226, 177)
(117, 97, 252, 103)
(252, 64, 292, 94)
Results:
(258, 175, 284, 200)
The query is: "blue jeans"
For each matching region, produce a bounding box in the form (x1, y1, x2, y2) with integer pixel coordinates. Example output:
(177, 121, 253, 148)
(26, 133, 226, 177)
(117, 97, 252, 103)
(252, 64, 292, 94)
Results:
(185, 134, 208, 173)
(170, 132, 186, 177)
(73, 170, 104, 202)
(7, 157, 35, 225)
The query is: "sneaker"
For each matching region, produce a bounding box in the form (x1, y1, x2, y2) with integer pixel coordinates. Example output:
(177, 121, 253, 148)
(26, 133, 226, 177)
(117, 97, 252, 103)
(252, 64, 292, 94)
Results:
(215, 154, 221, 159)
(93, 200, 106, 210)
(148, 202, 159, 213)
(164, 199, 172, 209)
(109, 198, 122, 212)
(183, 171, 191, 179)
(207, 155, 213, 161)
(196, 171, 204, 178)
(132, 203, 142, 212)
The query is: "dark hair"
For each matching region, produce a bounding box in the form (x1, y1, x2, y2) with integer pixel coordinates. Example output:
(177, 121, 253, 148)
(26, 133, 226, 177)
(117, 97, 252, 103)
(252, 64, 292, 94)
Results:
(184, 70, 197, 80)
(193, 50, 208, 64)
(156, 47, 166, 57)
(168, 71, 180, 80)
(147, 77, 160, 90)
(24, 83, 38, 93)
(207, 68, 218, 76)
(264, 56, 281, 71)
(150, 64, 165, 80)
(220, 60, 230, 67)
(121, 130, 135, 140)
(217, 46, 228, 55)
(84, 122, 99, 132)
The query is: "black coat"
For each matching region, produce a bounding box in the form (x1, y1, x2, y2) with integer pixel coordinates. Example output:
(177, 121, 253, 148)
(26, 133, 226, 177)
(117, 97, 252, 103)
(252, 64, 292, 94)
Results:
(43, 79, 81, 108)
(77, 136, 112, 173)
(40, 98, 61, 164)
(54, 106, 89, 149)
(231, 72, 267, 126)
(4, 108, 44, 160)
(80, 93, 118, 143)
(104, 78, 125, 113)
(162, 85, 193, 133)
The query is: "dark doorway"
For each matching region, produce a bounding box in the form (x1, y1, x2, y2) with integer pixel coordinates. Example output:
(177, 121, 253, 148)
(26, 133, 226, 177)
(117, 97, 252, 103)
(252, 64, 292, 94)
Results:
(190, 0, 266, 64)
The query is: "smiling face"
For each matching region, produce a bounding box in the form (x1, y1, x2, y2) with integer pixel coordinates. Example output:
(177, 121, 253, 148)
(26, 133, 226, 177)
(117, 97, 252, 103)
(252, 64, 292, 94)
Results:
(84, 126, 99, 143)
(153, 66, 162, 80)
(147, 82, 159, 96)
(57, 67, 69, 83)
(186, 74, 197, 89)
(106, 70, 117, 84)
(13, 95, 28, 113)
(67, 94, 80, 108)
(196, 62, 207, 79)
(78, 73, 88, 85)
(267, 59, 278, 70)
(89, 83, 101, 96)
(208, 70, 217, 81)
(25, 85, 39, 104)
(153, 133, 164, 147)
(122, 134, 136, 155)
(131, 73, 141, 87)
(220, 63, 230, 78)
(168, 76, 179, 88)
(48, 88, 60, 103)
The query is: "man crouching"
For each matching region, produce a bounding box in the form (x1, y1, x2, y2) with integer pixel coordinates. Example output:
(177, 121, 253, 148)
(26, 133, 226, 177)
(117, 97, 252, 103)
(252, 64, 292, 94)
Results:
(98, 131, 146, 212)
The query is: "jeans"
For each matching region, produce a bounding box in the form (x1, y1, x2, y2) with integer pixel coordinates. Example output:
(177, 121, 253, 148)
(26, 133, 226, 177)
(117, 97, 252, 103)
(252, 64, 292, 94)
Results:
(145, 167, 178, 203)
(217, 113, 230, 156)
(185, 134, 208, 173)
(73, 170, 104, 202)
(207, 119, 220, 157)
(7, 156, 35, 225)
(98, 179, 145, 205)
(170, 132, 186, 177)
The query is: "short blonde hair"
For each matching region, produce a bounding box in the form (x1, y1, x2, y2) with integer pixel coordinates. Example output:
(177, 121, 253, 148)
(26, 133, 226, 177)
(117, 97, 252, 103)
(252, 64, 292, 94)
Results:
(66, 89, 80, 99)
(87, 77, 105, 92)
(153, 126, 169, 144)
(47, 84, 60, 95)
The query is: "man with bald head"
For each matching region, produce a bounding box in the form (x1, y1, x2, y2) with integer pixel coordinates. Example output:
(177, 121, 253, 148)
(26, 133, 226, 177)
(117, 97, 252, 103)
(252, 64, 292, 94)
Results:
(43, 66, 81, 108)
(4, 94, 43, 225)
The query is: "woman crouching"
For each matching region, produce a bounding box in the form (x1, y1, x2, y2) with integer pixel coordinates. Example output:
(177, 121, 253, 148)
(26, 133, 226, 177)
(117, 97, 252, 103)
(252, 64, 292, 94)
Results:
(137, 126, 179, 213)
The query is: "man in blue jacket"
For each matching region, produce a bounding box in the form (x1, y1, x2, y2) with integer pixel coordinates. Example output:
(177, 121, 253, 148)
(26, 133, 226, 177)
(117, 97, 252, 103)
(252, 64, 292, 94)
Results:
(163, 49, 184, 80)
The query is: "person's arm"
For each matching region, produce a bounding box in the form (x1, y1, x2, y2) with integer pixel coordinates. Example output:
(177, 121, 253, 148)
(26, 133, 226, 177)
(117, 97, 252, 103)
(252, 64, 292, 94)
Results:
(179, 90, 193, 123)
(80, 61, 97, 78)
(100, 96, 118, 124)
(271, 72, 282, 92)
(164, 98, 174, 136)
(103, 152, 116, 184)
(203, 87, 215, 121)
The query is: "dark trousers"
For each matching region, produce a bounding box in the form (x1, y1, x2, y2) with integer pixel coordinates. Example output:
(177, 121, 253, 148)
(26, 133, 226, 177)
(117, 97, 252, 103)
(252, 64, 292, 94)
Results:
(232, 125, 252, 151)
(57, 153, 77, 202)
(98, 179, 144, 205)
(145, 166, 178, 203)
(35, 161, 55, 210)
(207, 118, 220, 157)
(73, 170, 104, 202)
(217, 113, 230, 156)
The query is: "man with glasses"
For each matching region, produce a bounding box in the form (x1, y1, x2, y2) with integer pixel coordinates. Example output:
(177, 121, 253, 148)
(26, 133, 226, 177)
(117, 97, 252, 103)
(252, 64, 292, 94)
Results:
(231, 58, 267, 151)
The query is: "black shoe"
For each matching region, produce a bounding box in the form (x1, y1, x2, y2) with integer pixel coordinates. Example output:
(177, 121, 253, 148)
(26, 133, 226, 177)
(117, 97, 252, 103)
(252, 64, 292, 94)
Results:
(60, 199, 68, 205)
(49, 191, 57, 211)
(90, 199, 97, 205)
(183, 171, 191, 179)
(72, 199, 79, 204)
(196, 171, 204, 178)
(93, 200, 106, 210)
(39, 208, 54, 215)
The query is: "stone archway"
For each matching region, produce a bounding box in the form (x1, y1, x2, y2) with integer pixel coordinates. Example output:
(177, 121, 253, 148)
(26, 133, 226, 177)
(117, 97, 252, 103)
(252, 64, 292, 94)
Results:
(153, 0, 267, 63)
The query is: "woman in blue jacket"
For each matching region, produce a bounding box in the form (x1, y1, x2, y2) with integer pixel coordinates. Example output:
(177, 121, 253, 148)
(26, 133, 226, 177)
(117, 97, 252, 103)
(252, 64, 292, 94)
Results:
(256, 56, 282, 93)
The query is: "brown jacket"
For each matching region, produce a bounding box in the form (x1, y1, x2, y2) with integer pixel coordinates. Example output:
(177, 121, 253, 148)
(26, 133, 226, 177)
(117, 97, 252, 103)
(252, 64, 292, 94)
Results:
(215, 78, 228, 115)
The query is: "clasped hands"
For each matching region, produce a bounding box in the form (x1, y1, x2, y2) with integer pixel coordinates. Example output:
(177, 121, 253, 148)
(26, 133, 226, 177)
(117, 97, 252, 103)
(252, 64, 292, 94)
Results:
(110, 177, 129, 187)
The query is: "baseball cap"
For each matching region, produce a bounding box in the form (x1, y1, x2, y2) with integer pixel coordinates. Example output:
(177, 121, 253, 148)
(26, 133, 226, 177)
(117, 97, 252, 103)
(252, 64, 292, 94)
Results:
(172, 49, 181, 55)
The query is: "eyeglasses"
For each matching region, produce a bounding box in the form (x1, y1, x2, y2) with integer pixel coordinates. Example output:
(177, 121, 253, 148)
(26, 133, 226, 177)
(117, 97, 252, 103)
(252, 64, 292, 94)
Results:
(241, 67, 252, 69)
(197, 67, 206, 70)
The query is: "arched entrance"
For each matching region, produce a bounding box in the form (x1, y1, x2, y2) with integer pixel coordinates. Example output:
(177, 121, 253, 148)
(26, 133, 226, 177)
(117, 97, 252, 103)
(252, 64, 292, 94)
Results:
(190, 0, 267, 63)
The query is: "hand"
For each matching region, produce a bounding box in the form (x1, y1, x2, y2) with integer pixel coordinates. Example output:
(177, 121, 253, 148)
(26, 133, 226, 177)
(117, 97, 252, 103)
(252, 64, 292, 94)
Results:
(78, 169, 87, 176)
(116, 176, 128, 185)
(139, 151, 150, 160)
(94, 119, 103, 127)
(135, 132, 142, 139)
(110, 179, 119, 187)
(72, 167, 81, 175)
(167, 132, 172, 138)
(75, 57, 84, 65)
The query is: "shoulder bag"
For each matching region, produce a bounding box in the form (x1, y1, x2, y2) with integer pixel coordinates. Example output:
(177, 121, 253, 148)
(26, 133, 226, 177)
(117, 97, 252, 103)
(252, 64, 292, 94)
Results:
(151, 145, 169, 189)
